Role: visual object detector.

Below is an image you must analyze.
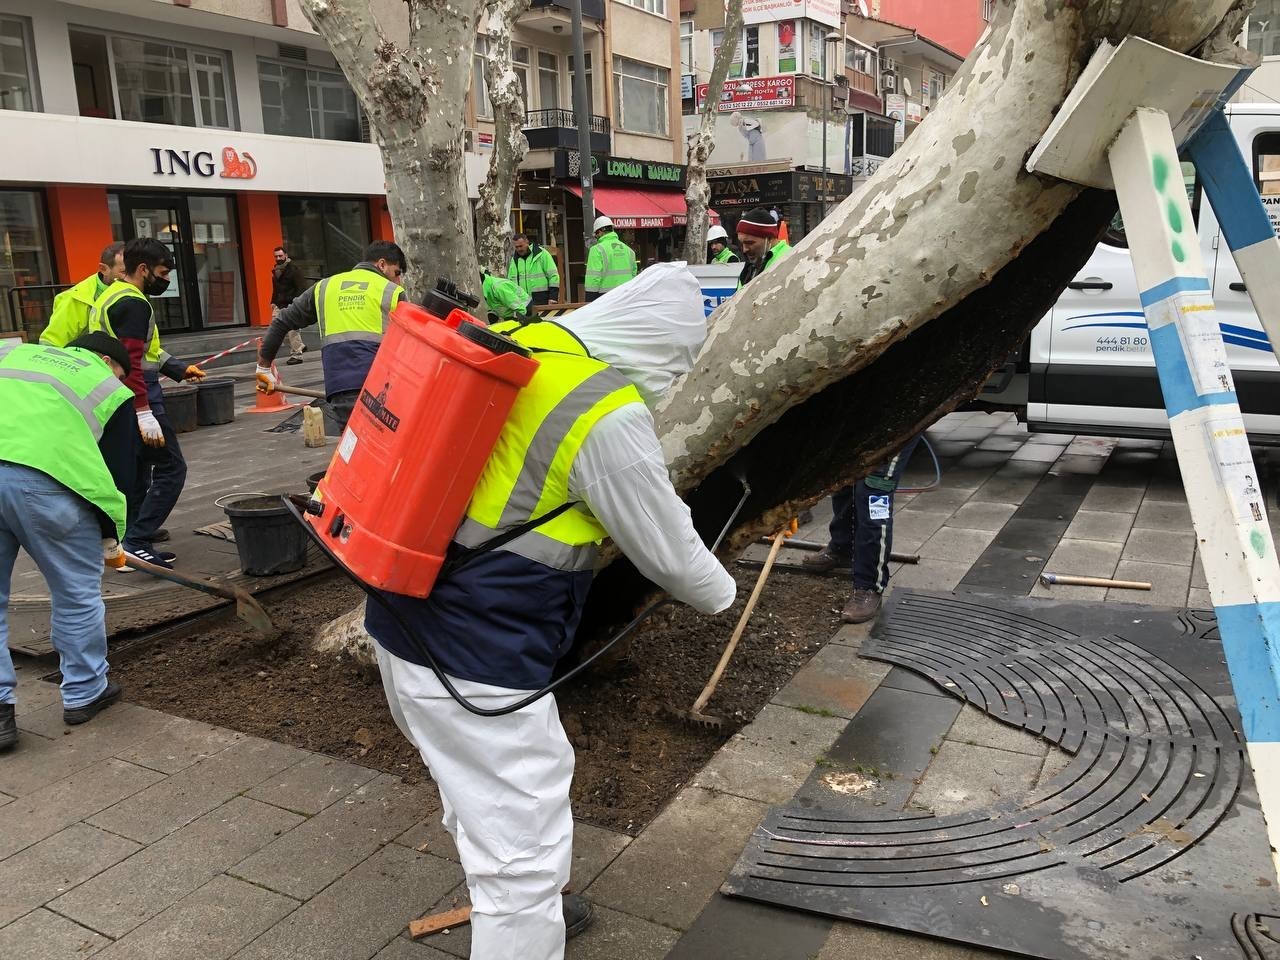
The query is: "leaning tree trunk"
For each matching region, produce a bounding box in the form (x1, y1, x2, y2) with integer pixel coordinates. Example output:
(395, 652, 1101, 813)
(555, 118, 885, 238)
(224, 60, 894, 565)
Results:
(682, 0, 745, 264)
(578, 0, 1254, 635)
(476, 0, 533, 275)
(299, 0, 482, 302)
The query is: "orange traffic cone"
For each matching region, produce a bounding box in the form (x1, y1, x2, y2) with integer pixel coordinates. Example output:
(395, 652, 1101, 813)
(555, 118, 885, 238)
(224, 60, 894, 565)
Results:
(244, 363, 301, 415)
(778, 219, 789, 243)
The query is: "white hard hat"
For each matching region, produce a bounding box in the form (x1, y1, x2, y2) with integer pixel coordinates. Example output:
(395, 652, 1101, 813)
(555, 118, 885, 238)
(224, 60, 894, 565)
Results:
(707, 225, 729, 243)
(593, 215, 614, 232)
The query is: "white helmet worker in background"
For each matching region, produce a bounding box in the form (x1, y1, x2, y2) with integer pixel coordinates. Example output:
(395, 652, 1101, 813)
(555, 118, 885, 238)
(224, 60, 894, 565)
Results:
(366, 261, 735, 960)
(592, 215, 614, 237)
(584, 215, 637, 301)
(707, 224, 741, 265)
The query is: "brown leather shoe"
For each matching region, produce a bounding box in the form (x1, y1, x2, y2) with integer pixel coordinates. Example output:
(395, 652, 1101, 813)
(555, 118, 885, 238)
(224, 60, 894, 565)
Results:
(801, 545, 851, 573)
(841, 588, 882, 624)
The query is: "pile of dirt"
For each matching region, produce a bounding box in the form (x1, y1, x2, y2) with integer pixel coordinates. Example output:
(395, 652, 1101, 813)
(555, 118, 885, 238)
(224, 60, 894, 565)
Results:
(114, 565, 848, 833)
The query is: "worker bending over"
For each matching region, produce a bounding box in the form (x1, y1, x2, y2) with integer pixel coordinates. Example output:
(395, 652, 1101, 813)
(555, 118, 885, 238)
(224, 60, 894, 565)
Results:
(583, 216, 637, 301)
(0, 334, 138, 749)
(256, 241, 406, 427)
(41, 241, 126, 348)
(365, 263, 736, 960)
(480, 270, 533, 322)
(735, 207, 791, 288)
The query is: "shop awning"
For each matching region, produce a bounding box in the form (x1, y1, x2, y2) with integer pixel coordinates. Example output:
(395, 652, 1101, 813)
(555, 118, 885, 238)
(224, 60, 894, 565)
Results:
(564, 183, 719, 229)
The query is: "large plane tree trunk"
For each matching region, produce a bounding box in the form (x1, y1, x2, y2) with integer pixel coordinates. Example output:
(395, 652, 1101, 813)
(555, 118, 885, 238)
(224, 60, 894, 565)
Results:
(299, 0, 482, 300)
(681, 0, 745, 264)
(476, 0, 533, 275)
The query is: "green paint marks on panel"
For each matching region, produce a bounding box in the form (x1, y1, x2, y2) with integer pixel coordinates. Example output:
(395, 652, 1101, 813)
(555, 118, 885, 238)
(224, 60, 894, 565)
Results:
(1167, 199, 1184, 234)
(1153, 154, 1171, 191)
(1253, 529, 1267, 558)
(1172, 240, 1186, 263)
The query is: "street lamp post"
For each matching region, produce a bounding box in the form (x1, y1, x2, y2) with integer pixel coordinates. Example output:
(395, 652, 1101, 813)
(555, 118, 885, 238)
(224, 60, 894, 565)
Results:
(820, 32, 842, 220)
(568, 0, 595, 259)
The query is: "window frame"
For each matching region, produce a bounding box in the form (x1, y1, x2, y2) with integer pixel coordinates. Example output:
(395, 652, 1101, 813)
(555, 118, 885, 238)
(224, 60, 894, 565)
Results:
(846, 39, 876, 76)
(257, 57, 362, 142)
(473, 36, 492, 120)
(618, 0, 667, 16)
(0, 14, 40, 113)
(1245, 3, 1280, 58)
(611, 55, 669, 136)
(679, 20, 694, 75)
(982, 0, 996, 22)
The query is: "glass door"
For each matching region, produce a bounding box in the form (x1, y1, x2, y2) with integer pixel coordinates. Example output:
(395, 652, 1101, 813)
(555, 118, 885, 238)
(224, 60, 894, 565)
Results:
(113, 193, 195, 333)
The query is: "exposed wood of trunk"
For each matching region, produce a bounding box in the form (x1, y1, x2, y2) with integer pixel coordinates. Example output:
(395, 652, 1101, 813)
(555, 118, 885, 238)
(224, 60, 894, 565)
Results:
(681, 0, 745, 264)
(477, 0, 534, 276)
(299, 0, 482, 303)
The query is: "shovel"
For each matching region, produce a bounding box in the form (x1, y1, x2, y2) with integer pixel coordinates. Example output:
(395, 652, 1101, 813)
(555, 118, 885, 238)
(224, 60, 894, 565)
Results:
(124, 556, 279, 639)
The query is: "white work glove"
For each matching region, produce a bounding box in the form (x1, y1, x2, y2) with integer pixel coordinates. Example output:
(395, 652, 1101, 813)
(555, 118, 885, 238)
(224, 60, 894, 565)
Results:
(137, 409, 165, 448)
(102, 539, 127, 569)
(255, 364, 278, 393)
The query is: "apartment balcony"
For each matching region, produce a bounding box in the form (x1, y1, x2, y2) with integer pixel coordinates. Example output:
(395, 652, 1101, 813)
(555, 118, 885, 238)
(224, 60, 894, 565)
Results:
(526, 0, 605, 30)
(523, 109, 611, 152)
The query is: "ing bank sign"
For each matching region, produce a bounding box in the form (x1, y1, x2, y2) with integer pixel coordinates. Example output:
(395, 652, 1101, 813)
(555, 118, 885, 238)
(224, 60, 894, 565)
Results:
(149, 146, 258, 181)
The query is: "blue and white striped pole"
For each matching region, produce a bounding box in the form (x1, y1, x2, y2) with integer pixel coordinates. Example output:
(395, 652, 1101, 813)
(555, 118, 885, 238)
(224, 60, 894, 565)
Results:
(1186, 110, 1280, 365)
(1110, 107, 1280, 859)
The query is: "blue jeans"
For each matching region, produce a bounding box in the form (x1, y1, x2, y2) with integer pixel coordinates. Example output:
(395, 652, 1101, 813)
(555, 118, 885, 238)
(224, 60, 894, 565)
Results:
(829, 436, 922, 593)
(126, 410, 186, 550)
(0, 462, 110, 708)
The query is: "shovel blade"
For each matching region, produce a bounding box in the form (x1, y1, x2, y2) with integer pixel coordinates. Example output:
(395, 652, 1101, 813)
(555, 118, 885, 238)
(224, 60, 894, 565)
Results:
(234, 592, 279, 639)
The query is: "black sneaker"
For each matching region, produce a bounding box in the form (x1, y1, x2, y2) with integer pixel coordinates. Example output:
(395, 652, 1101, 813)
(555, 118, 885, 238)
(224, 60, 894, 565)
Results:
(0, 703, 15, 751)
(286, 356, 304, 365)
(151, 528, 171, 543)
(155, 549, 177, 563)
(119, 546, 174, 571)
(563, 894, 594, 940)
(64, 681, 122, 725)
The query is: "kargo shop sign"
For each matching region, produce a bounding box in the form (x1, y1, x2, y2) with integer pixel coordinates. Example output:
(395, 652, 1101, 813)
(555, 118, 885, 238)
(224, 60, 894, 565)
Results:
(149, 146, 258, 180)
(696, 76, 796, 112)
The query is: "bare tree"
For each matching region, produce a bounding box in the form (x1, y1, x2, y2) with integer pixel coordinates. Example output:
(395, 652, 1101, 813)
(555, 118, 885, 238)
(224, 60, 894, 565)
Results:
(299, 0, 483, 300)
(682, 0, 745, 264)
(476, 0, 534, 275)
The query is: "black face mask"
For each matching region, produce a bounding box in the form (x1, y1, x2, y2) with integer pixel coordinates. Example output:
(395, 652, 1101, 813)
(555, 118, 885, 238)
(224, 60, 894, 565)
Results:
(143, 274, 171, 297)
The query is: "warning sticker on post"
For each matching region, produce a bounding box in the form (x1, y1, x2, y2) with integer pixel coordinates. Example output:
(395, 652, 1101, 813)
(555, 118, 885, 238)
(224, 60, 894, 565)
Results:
(1205, 418, 1266, 525)
(1172, 292, 1234, 398)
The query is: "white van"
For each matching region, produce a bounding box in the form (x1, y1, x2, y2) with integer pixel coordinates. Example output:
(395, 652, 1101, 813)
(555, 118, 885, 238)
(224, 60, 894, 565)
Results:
(981, 103, 1280, 442)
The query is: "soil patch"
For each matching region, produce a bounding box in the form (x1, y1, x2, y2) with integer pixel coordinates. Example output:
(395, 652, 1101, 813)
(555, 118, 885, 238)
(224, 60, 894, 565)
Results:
(113, 566, 847, 833)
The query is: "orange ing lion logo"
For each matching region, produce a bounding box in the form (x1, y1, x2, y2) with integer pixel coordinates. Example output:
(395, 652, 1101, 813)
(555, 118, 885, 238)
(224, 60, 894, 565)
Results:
(220, 147, 257, 180)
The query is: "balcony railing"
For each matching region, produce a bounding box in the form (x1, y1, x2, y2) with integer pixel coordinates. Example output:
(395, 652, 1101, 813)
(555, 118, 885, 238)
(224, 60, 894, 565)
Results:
(523, 109, 611, 152)
(529, 0, 605, 20)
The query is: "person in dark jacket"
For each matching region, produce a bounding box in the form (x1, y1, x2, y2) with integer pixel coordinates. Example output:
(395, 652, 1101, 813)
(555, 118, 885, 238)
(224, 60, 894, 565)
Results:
(271, 246, 308, 364)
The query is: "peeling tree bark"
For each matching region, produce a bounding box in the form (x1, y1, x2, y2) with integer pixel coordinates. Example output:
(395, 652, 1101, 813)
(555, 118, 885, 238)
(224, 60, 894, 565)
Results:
(681, 0, 745, 264)
(299, 0, 482, 301)
(476, 0, 533, 275)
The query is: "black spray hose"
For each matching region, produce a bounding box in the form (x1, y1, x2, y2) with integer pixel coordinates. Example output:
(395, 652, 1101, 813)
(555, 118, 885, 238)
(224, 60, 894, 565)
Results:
(282, 474, 753, 717)
(896, 435, 941, 494)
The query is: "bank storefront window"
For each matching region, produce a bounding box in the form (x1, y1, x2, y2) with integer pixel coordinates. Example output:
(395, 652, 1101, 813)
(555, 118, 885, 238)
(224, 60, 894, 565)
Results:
(279, 197, 372, 282)
(0, 189, 56, 337)
(259, 60, 362, 141)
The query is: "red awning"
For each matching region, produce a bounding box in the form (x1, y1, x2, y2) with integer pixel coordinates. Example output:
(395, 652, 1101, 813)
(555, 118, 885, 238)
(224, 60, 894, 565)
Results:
(564, 183, 718, 229)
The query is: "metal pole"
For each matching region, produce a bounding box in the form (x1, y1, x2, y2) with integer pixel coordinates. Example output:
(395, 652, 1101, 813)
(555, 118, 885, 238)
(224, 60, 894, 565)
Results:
(568, 0, 595, 262)
(820, 84, 828, 220)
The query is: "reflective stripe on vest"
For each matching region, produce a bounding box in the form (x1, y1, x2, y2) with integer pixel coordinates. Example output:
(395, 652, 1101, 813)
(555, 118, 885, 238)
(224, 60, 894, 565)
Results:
(0, 341, 133, 538)
(460, 321, 643, 571)
(88, 281, 171, 372)
(314, 269, 402, 344)
(584, 234, 637, 291)
(508, 249, 558, 294)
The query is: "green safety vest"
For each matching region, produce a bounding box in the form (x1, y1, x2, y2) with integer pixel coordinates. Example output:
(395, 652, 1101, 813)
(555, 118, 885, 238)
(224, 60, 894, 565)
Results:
(0, 341, 133, 539)
(455, 320, 643, 571)
(313, 267, 404, 345)
(712, 246, 742, 264)
(482, 273, 533, 320)
(737, 240, 792, 290)
(88, 281, 174, 374)
(584, 232, 637, 294)
(508, 247, 560, 296)
(41, 273, 106, 348)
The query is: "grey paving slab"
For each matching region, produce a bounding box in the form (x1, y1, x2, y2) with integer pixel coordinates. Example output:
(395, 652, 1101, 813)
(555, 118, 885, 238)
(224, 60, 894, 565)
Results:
(1, 705, 175, 797)
(1063, 509, 1134, 544)
(374, 939, 456, 960)
(736, 703, 847, 760)
(667, 895, 832, 960)
(1142, 478, 1188, 503)
(13, 676, 62, 712)
(114, 717, 243, 775)
(0, 757, 164, 859)
(888, 511, 953, 548)
(246, 753, 379, 815)
(0, 908, 109, 959)
(1029, 538, 1123, 601)
(918, 526, 999, 564)
(1192, 551, 1207, 589)
(95, 875, 297, 960)
(944, 501, 1017, 532)
(827, 621, 874, 648)
(231, 773, 433, 900)
(1189, 586, 1213, 609)
(773, 642, 891, 719)
(87, 735, 307, 843)
(1121, 527, 1196, 566)
(1133, 498, 1193, 531)
(1009, 443, 1063, 463)
(569, 823, 632, 893)
(909, 740, 1043, 816)
(944, 705, 1048, 758)
(1080, 483, 1146, 514)
(566, 904, 680, 960)
(976, 436, 1025, 453)
(887, 559, 973, 592)
(0, 823, 141, 926)
(969, 474, 1041, 505)
(693, 734, 815, 804)
(587, 787, 766, 931)
(231, 845, 463, 960)
(1047, 454, 1107, 476)
(0, 790, 11, 808)
(52, 797, 303, 939)
(1107, 559, 1192, 606)
(820, 921, 1020, 959)
(1038, 748, 1073, 786)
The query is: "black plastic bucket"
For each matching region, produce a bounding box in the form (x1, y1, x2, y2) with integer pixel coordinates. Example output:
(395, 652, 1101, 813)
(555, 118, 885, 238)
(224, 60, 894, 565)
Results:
(196, 377, 236, 426)
(164, 384, 199, 433)
(306, 470, 326, 495)
(222, 495, 308, 576)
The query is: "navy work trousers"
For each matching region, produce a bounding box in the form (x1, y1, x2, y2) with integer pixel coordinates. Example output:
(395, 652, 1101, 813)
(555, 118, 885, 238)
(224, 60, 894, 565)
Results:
(125, 411, 186, 551)
(828, 436, 922, 592)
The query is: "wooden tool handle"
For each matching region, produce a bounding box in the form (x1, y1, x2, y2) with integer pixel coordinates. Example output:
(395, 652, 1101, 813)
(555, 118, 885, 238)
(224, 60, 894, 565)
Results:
(1040, 573, 1152, 590)
(409, 906, 472, 939)
(275, 382, 328, 400)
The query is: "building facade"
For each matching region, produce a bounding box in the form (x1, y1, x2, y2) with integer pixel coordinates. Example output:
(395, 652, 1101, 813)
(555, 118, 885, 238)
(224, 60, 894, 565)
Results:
(870, 0, 990, 58)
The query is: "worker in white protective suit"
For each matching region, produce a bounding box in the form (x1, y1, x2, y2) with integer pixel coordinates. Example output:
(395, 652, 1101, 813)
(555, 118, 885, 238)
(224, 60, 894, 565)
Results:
(364, 261, 736, 960)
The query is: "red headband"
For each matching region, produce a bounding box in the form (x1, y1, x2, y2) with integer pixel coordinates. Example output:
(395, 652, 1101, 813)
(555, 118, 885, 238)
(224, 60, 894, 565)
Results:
(736, 219, 779, 239)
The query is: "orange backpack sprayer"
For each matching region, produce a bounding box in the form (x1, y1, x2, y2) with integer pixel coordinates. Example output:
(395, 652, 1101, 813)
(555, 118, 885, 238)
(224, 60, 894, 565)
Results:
(303, 280, 538, 598)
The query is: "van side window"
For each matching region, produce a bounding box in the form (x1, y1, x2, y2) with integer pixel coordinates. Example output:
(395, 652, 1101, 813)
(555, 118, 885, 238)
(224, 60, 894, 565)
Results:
(1252, 132, 1280, 237)
(1104, 160, 1200, 249)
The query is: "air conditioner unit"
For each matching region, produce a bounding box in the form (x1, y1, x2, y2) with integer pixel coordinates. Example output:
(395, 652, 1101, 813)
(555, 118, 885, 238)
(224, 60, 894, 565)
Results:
(880, 70, 898, 93)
